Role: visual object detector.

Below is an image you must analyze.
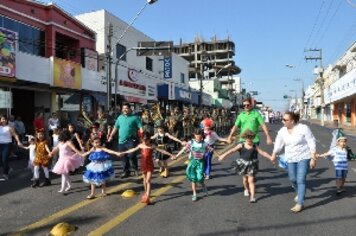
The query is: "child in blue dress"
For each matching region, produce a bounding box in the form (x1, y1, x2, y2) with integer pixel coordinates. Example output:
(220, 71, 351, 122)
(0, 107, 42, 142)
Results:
(83, 137, 121, 199)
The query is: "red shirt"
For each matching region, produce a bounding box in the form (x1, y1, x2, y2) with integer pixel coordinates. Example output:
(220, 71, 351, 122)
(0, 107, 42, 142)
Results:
(33, 118, 45, 131)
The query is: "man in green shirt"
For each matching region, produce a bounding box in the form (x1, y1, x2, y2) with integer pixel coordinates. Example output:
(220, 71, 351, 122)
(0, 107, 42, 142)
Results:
(108, 103, 143, 178)
(228, 98, 272, 145)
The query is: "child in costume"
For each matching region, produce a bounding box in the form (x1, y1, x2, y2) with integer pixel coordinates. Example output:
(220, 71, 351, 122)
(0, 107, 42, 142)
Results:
(201, 117, 230, 179)
(32, 129, 52, 188)
(218, 129, 272, 203)
(175, 128, 210, 202)
(119, 131, 174, 204)
(83, 137, 120, 199)
(150, 121, 185, 178)
(51, 130, 84, 193)
(317, 135, 349, 194)
(22, 135, 36, 173)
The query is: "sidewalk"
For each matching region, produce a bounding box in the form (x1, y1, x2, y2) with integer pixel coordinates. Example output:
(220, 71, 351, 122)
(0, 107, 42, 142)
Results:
(307, 119, 356, 138)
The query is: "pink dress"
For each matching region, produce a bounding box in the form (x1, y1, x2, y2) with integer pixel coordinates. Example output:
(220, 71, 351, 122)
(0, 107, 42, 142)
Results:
(52, 142, 83, 175)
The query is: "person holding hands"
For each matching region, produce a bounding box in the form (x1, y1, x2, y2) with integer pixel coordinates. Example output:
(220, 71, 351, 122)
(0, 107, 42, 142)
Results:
(271, 112, 317, 213)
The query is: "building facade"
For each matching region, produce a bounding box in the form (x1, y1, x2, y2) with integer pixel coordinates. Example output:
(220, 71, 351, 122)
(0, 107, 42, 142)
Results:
(173, 36, 241, 108)
(0, 0, 99, 132)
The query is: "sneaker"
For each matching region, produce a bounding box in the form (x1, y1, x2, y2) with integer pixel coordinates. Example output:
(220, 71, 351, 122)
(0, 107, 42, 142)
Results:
(336, 188, 346, 195)
(204, 175, 210, 180)
(192, 194, 197, 202)
(244, 190, 249, 197)
(249, 197, 256, 203)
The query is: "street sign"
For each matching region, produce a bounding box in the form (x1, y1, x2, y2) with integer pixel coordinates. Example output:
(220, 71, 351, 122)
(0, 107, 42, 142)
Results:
(137, 41, 173, 56)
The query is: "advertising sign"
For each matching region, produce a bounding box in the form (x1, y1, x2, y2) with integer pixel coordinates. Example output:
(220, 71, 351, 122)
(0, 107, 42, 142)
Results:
(0, 27, 17, 78)
(163, 56, 172, 78)
(82, 48, 98, 71)
(53, 58, 81, 89)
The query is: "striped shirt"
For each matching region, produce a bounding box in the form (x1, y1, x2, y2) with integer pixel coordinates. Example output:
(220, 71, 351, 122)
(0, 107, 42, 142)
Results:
(329, 147, 348, 170)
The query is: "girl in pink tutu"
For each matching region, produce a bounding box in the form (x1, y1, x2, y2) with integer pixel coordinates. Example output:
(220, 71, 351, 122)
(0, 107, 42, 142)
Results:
(51, 130, 84, 193)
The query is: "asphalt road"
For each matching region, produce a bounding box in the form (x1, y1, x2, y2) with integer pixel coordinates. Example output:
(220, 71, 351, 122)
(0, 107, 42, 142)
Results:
(1, 122, 356, 236)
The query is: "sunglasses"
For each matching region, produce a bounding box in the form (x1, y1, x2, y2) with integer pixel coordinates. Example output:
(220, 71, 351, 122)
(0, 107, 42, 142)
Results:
(243, 104, 250, 107)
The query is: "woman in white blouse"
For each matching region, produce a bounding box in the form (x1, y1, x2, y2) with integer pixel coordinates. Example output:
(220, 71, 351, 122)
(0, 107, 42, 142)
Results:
(0, 115, 23, 180)
(271, 112, 317, 213)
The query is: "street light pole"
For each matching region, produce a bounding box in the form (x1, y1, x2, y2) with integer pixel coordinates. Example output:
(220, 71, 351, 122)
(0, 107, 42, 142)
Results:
(108, 0, 158, 110)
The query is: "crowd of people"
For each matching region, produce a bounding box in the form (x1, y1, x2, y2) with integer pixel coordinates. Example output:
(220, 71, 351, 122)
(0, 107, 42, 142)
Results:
(0, 98, 353, 212)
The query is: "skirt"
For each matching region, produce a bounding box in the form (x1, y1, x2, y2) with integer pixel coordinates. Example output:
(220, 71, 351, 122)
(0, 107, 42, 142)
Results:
(83, 160, 115, 186)
(234, 158, 259, 176)
(186, 158, 204, 183)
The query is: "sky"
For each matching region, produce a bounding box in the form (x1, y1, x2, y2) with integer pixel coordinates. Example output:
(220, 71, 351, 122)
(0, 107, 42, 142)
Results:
(41, 0, 356, 111)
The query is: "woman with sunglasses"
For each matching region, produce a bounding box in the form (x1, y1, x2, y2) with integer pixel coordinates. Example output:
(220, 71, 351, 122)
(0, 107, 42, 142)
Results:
(228, 98, 272, 145)
(271, 111, 317, 213)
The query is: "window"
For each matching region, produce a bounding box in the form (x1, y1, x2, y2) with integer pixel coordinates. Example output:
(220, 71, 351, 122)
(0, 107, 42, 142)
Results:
(1, 16, 45, 56)
(180, 73, 185, 84)
(146, 57, 153, 71)
(116, 43, 126, 61)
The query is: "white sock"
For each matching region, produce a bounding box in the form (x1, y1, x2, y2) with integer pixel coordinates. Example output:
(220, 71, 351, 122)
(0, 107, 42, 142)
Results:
(43, 167, 50, 179)
(33, 166, 40, 179)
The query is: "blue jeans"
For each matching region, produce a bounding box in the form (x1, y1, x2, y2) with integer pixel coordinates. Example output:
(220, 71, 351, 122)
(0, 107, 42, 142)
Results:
(0, 143, 11, 175)
(204, 150, 214, 176)
(118, 140, 138, 173)
(287, 159, 310, 205)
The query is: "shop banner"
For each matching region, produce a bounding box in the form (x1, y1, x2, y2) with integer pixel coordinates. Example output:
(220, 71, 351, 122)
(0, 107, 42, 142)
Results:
(0, 27, 17, 78)
(53, 58, 81, 89)
(163, 56, 172, 78)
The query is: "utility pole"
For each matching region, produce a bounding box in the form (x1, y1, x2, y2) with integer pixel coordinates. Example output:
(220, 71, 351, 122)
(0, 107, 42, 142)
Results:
(106, 23, 113, 110)
(305, 48, 324, 126)
(200, 51, 209, 107)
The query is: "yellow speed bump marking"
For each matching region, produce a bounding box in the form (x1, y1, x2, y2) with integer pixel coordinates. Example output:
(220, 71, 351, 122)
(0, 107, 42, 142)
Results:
(88, 175, 186, 236)
(9, 157, 186, 236)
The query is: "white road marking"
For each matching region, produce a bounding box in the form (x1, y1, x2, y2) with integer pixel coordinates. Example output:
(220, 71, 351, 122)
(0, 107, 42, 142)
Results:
(315, 139, 326, 148)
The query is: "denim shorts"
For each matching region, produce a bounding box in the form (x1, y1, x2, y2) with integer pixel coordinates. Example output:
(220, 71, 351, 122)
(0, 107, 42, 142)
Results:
(335, 169, 348, 179)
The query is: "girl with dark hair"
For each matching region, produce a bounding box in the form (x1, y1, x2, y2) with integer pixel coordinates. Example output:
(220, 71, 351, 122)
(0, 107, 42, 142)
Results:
(175, 128, 211, 202)
(51, 130, 84, 193)
(119, 131, 174, 204)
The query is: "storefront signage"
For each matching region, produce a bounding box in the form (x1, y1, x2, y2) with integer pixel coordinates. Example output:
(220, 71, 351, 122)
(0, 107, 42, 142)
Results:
(0, 27, 17, 78)
(53, 58, 81, 89)
(82, 48, 98, 71)
(163, 56, 172, 79)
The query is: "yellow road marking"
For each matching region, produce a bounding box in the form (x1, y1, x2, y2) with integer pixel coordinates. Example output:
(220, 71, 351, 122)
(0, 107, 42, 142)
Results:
(9, 157, 185, 236)
(89, 144, 234, 235)
(10, 143, 234, 236)
(88, 175, 186, 236)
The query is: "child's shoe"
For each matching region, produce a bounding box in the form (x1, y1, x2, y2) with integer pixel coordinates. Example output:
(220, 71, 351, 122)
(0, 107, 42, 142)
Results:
(243, 190, 249, 197)
(160, 169, 169, 178)
(191, 194, 197, 202)
(31, 179, 40, 188)
(41, 178, 51, 187)
(249, 197, 257, 203)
